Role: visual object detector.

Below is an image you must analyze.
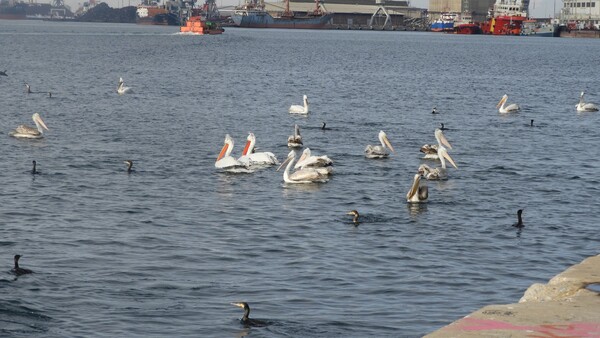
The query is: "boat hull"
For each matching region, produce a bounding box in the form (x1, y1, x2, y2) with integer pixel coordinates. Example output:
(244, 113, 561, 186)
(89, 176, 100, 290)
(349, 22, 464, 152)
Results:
(481, 16, 527, 35)
(232, 12, 333, 29)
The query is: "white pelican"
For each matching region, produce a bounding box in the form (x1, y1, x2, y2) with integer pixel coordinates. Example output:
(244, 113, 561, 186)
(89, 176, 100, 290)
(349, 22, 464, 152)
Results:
(277, 150, 329, 184)
(117, 77, 132, 95)
(419, 144, 439, 159)
(9, 113, 49, 139)
(418, 164, 443, 180)
(287, 124, 303, 148)
(365, 130, 395, 158)
(289, 95, 309, 114)
(294, 147, 333, 175)
(576, 91, 599, 112)
(238, 132, 278, 166)
(215, 134, 248, 170)
(406, 174, 428, 203)
(497, 94, 520, 113)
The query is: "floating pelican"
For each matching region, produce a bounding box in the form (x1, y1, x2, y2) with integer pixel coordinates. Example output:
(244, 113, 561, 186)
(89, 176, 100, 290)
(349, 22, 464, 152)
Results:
(576, 91, 599, 112)
(434, 129, 457, 169)
(365, 130, 395, 158)
(9, 113, 49, 139)
(294, 147, 333, 175)
(289, 95, 309, 114)
(277, 150, 329, 184)
(117, 77, 132, 95)
(238, 132, 278, 166)
(419, 144, 439, 159)
(287, 124, 303, 148)
(406, 174, 428, 203)
(215, 134, 248, 170)
(418, 164, 443, 180)
(497, 94, 520, 113)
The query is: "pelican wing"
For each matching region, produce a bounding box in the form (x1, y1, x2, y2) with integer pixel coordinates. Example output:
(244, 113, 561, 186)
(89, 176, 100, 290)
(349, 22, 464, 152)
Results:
(289, 168, 327, 182)
(420, 144, 438, 155)
(14, 124, 41, 136)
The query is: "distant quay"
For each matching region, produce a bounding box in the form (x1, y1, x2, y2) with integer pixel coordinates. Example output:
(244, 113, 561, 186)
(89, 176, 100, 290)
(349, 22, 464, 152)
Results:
(425, 254, 600, 337)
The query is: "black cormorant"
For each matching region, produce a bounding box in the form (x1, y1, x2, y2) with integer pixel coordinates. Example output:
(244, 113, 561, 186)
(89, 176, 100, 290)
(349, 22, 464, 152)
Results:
(231, 302, 269, 327)
(346, 210, 360, 225)
(12, 255, 33, 276)
(530, 119, 534, 127)
(431, 107, 438, 114)
(25, 83, 32, 94)
(124, 160, 133, 173)
(512, 209, 524, 228)
(32, 160, 39, 175)
(0, 70, 7, 76)
(321, 122, 331, 130)
(440, 123, 448, 131)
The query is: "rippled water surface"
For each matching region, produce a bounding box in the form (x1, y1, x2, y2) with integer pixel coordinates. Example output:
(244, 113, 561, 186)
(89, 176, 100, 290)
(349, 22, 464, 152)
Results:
(1, 20, 600, 337)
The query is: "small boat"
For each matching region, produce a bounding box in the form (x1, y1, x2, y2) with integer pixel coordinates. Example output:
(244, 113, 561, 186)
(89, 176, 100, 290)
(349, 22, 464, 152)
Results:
(180, 16, 224, 35)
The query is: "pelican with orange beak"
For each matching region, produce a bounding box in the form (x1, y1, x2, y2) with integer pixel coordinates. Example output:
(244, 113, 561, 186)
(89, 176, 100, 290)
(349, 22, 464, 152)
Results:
(238, 132, 278, 166)
(215, 134, 248, 170)
(365, 130, 395, 158)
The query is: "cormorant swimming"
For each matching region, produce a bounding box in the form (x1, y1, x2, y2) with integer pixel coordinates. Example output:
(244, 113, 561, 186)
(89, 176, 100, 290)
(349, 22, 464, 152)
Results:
(124, 160, 133, 173)
(0, 70, 7, 76)
(48, 92, 52, 98)
(530, 119, 534, 127)
(431, 107, 438, 114)
(321, 122, 331, 130)
(439, 123, 448, 131)
(32, 160, 39, 175)
(25, 83, 32, 94)
(346, 210, 360, 225)
(12, 255, 34, 276)
(512, 209, 524, 228)
(231, 302, 269, 327)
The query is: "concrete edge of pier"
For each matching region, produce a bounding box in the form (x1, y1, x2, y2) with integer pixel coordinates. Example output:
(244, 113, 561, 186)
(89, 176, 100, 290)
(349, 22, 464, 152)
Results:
(424, 254, 600, 338)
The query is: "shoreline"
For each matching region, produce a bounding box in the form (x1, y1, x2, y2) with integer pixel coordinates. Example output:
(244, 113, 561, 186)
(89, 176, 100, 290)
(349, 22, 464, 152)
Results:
(425, 254, 600, 337)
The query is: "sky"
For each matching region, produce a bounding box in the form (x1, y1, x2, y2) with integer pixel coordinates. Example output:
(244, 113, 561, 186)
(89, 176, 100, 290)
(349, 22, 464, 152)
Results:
(62, 0, 561, 19)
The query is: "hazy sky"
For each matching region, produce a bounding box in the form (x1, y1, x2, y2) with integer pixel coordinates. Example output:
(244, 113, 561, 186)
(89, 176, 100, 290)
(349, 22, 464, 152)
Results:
(65, 0, 561, 19)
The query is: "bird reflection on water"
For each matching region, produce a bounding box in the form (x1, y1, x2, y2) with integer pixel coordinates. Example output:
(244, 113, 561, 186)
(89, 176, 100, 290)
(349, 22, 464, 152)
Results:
(407, 202, 428, 218)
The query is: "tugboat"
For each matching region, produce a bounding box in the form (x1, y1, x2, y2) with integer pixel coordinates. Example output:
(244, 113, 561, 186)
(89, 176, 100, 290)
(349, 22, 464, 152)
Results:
(179, 0, 224, 35)
(180, 15, 224, 34)
(481, 0, 529, 35)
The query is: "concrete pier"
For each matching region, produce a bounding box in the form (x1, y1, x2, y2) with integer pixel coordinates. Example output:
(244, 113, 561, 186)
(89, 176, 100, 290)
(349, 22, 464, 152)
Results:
(425, 254, 600, 337)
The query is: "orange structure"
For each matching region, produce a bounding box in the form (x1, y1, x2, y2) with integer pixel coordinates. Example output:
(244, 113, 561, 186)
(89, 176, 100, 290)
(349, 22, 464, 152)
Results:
(180, 16, 224, 35)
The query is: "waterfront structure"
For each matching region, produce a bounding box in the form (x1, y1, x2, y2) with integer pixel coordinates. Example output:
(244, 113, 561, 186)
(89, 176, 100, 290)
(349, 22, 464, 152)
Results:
(560, 0, 600, 29)
(429, 0, 496, 23)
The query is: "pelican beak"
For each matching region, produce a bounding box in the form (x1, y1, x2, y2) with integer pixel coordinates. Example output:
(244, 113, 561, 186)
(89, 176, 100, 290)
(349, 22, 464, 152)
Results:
(242, 140, 251, 156)
(406, 174, 420, 200)
(383, 134, 395, 153)
(442, 151, 458, 169)
(496, 96, 506, 108)
(216, 143, 229, 162)
(35, 115, 49, 131)
(276, 155, 293, 171)
(438, 131, 452, 150)
(297, 152, 308, 164)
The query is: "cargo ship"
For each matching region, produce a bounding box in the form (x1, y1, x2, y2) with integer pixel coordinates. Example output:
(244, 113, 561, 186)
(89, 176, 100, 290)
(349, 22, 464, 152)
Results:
(232, 0, 333, 29)
(0, 1, 27, 20)
(136, 0, 180, 25)
(520, 19, 557, 37)
(480, 0, 529, 35)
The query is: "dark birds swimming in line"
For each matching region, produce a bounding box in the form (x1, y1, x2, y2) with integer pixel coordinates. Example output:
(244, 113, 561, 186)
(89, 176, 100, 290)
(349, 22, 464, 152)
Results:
(124, 160, 133, 173)
(512, 209, 524, 228)
(0, 70, 7, 76)
(32, 160, 39, 174)
(231, 302, 270, 327)
(440, 123, 448, 131)
(346, 210, 360, 225)
(12, 255, 34, 276)
(431, 107, 438, 114)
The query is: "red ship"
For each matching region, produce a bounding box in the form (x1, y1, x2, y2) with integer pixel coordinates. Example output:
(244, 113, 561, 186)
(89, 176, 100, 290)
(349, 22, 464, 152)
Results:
(481, 0, 529, 35)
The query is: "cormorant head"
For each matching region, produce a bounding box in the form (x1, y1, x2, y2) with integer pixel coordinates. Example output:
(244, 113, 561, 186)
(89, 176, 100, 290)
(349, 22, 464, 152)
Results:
(346, 210, 360, 224)
(124, 160, 133, 171)
(14, 255, 22, 263)
(231, 302, 249, 311)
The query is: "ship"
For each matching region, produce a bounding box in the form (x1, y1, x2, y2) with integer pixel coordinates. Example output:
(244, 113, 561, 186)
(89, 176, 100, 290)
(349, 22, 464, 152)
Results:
(136, 0, 180, 25)
(430, 13, 457, 32)
(180, 15, 224, 34)
(231, 0, 333, 29)
(520, 19, 558, 37)
(0, 1, 27, 20)
(480, 0, 529, 35)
